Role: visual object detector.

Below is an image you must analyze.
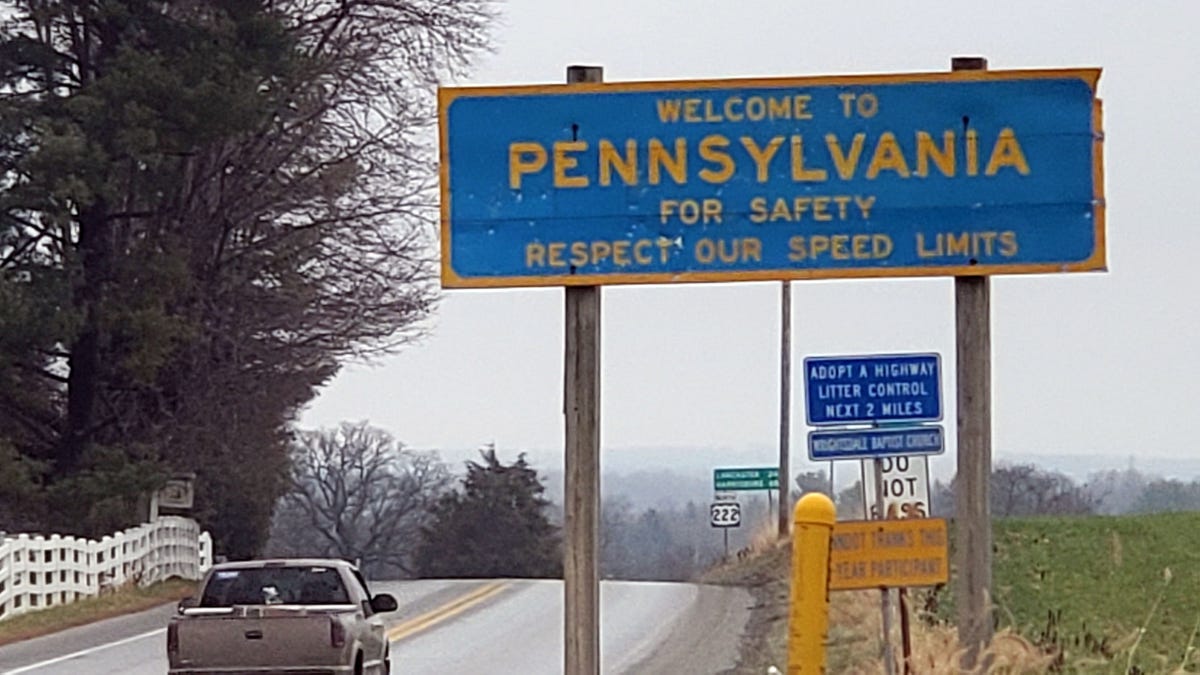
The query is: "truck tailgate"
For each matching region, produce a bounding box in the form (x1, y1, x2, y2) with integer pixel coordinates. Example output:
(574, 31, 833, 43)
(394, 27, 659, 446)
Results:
(174, 607, 355, 670)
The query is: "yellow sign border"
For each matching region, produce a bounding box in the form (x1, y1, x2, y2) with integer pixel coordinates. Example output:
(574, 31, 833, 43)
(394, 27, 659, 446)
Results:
(437, 68, 1105, 289)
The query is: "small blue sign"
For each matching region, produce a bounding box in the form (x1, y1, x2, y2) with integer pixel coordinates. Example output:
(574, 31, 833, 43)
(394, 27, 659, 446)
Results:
(804, 353, 941, 426)
(808, 425, 944, 461)
(438, 69, 1105, 288)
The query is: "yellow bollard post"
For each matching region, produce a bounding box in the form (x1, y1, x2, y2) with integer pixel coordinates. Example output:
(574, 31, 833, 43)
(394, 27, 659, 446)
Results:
(788, 492, 836, 675)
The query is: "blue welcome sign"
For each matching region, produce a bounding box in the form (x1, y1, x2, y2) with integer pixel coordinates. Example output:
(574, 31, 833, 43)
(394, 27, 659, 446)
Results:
(438, 69, 1104, 288)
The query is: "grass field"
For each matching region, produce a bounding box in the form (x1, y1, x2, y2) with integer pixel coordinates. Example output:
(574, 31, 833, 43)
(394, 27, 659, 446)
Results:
(706, 511, 1200, 674)
(983, 512, 1200, 674)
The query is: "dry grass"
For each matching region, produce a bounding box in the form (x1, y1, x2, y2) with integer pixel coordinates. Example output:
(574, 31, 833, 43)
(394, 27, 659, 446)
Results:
(746, 519, 783, 555)
(829, 589, 1054, 674)
(0, 578, 197, 646)
(707, 512, 1200, 674)
(703, 538, 1055, 674)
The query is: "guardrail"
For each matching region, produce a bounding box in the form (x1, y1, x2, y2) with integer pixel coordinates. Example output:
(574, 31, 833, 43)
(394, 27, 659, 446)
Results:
(0, 516, 214, 621)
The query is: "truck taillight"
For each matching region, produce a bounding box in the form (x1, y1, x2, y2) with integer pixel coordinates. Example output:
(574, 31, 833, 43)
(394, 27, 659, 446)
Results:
(330, 618, 346, 648)
(167, 622, 179, 654)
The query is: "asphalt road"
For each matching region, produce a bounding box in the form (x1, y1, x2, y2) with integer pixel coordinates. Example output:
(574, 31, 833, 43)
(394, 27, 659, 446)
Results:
(0, 579, 751, 674)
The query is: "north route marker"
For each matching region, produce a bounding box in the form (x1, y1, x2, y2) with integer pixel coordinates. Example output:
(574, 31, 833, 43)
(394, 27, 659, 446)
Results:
(438, 69, 1105, 288)
(804, 353, 942, 426)
(829, 518, 949, 591)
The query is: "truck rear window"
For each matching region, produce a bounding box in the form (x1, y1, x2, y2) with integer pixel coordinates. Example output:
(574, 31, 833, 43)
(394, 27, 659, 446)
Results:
(199, 566, 351, 607)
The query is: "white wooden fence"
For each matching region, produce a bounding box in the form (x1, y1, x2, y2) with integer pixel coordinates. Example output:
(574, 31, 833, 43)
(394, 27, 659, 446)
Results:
(0, 516, 214, 621)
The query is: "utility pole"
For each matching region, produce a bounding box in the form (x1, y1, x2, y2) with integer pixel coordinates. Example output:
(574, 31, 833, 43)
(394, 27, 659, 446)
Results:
(778, 280, 792, 538)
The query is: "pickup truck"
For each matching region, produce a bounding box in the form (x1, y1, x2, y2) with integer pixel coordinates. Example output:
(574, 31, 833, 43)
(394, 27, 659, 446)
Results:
(167, 558, 398, 674)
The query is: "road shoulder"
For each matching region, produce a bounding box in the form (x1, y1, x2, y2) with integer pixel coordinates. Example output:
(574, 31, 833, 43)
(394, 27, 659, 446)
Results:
(621, 583, 752, 675)
(0, 602, 176, 672)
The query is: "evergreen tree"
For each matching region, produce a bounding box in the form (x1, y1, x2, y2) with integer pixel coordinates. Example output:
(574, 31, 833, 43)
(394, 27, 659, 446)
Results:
(415, 446, 562, 579)
(0, 1, 490, 549)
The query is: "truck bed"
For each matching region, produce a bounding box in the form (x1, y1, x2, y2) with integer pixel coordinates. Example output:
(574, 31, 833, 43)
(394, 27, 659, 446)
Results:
(171, 605, 359, 673)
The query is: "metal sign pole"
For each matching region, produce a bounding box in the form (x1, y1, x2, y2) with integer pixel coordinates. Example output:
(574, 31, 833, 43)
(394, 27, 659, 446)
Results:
(873, 457, 896, 675)
(768, 488, 775, 530)
(563, 64, 603, 675)
(778, 280, 792, 539)
(899, 587, 914, 674)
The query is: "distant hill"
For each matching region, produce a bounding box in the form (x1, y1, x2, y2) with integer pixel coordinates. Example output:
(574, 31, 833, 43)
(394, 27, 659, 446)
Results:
(1002, 452, 1198, 483)
(434, 445, 1200, 508)
(538, 468, 718, 511)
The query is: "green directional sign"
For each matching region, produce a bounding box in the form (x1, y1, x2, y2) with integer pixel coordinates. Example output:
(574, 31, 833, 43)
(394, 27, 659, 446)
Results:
(714, 467, 780, 491)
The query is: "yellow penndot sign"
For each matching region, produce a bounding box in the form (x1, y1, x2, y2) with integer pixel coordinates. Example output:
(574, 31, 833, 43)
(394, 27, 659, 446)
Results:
(828, 517, 949, 590)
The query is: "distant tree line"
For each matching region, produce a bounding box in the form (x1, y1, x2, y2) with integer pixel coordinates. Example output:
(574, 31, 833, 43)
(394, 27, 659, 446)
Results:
(267, 426, 773, 582)
(811, 462, 1199, 521)
(267, 432, 1200, 583)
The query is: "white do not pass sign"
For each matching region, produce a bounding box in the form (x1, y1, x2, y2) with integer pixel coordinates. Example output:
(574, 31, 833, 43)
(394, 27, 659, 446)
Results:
(861, 455, 931, 519)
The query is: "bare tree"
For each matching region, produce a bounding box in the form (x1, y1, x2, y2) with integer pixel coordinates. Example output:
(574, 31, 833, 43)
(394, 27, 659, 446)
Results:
(836, 480, 866, 519)
(990, 462, 1096, 517)
(268, 422, 451, 578)
(795, 469, 832, 497)
(1085, 466, 1152, 515)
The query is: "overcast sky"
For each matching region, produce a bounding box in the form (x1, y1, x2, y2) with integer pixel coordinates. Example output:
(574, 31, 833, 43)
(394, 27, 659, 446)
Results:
(300, 0, 1199, 478)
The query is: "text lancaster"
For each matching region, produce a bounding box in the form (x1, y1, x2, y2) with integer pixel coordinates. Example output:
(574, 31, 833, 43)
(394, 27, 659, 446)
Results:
(508, 129, 1029, 190)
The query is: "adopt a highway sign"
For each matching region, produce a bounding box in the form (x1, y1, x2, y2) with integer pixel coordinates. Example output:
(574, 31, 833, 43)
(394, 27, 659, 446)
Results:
(805, 353, 942, 426)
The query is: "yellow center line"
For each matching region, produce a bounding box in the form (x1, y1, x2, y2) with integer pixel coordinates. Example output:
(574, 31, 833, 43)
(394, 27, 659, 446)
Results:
(387, 581, 511, 642)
